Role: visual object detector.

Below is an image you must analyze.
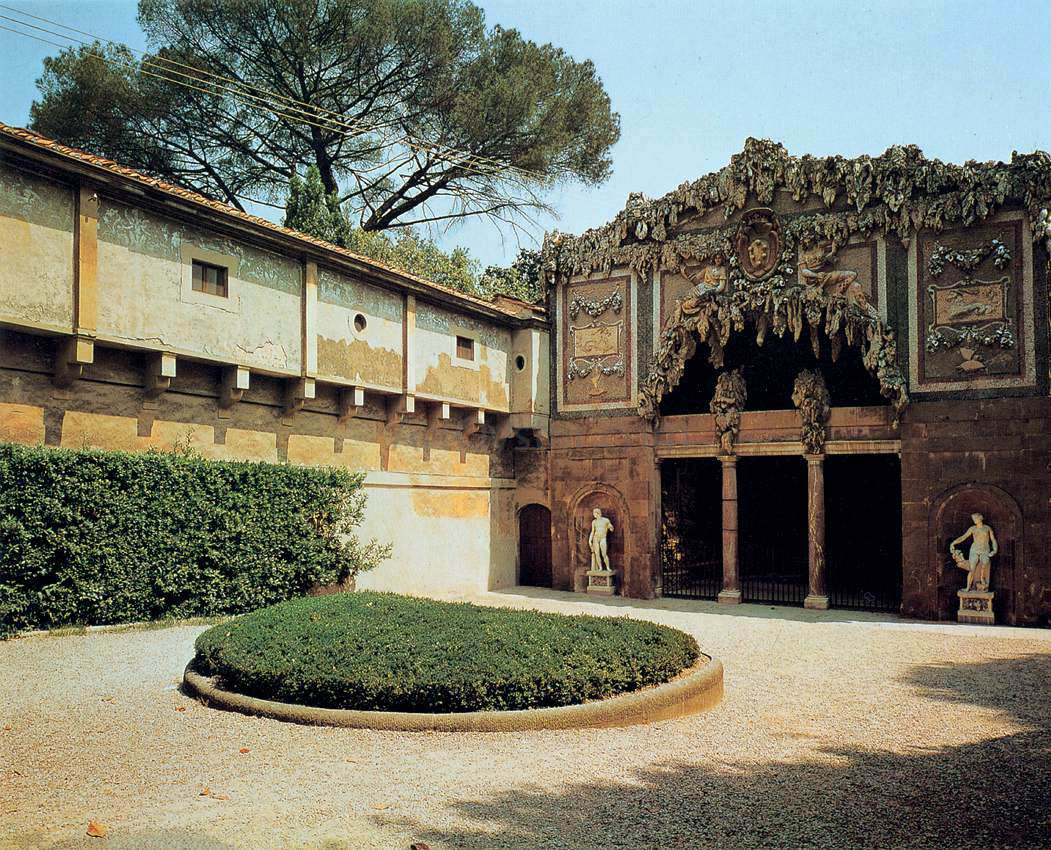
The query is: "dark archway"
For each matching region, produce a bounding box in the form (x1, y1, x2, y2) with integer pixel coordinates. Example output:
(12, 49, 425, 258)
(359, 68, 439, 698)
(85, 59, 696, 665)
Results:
(659, 321, 888, 416)
(518, 504, 552, 588)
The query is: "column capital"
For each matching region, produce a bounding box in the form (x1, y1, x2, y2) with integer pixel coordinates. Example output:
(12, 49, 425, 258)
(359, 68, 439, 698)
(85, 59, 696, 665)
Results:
(717, 454, 737, 466)
(804, 453, 825, 465)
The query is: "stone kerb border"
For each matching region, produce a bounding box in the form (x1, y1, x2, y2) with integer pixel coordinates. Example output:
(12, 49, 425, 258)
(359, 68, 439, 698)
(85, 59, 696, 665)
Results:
(183, 655, 723, 732)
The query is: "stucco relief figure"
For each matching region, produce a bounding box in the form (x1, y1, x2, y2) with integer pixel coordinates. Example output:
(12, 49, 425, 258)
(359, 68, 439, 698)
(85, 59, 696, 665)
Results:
(799, 242, 879, 319)
(710, 369, 747, 454)
(950, 513, 998, 591)
(588, 508, 614, 571)
(685, 261, 728, 299)
(792, 369, 832, 455)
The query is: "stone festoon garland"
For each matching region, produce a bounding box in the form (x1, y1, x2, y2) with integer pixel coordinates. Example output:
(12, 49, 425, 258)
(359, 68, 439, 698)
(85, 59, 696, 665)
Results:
(542, 138, 1051, 423)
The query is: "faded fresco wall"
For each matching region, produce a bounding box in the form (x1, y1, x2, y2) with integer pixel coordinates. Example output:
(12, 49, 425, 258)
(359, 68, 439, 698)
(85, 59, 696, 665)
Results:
(0, 163, 74, 332)
(414, 301, 511, 411)
(0, 334, 519, 598)
(95, 199, 303, 374)
(316, 268, 404, 390)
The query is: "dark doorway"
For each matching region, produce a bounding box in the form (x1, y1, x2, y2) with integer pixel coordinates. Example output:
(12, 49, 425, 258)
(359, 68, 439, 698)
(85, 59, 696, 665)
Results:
(660, 459, 722, 599)
(738, 456, 808, 605)
(825, 455, 903, 611)
(518, 504, 552, 587)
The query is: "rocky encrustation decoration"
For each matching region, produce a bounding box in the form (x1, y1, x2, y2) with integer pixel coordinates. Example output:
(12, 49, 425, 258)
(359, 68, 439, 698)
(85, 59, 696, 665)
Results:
(543, 138, 1051, 422)
(792, 370, 832, 455)
(710, 369, 747, 454)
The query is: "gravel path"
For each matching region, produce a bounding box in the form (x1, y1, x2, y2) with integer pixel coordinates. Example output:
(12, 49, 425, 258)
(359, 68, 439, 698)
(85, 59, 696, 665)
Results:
(3, 590, 1050, 850)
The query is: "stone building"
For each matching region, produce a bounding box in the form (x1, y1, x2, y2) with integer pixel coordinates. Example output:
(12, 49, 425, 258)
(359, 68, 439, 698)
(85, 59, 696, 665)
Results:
(0, 124, 549, 597)
(2, 125, 1050, 625)
(541, 139, 1051, 627)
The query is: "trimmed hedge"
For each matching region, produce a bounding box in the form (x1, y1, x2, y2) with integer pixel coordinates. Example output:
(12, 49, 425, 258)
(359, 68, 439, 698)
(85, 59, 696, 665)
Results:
(0, 443, 388, 637)
(192, 592, 700, 712)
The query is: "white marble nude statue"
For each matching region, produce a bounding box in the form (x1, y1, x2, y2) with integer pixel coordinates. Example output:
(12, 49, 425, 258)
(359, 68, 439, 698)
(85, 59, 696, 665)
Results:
(950, 513, 998, 592)
(588, 508, 614, 571)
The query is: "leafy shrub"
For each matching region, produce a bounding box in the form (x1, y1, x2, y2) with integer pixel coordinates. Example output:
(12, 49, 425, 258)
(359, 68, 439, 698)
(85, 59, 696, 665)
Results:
(193, 592, 700, 712)
(0, 443, 388, 637)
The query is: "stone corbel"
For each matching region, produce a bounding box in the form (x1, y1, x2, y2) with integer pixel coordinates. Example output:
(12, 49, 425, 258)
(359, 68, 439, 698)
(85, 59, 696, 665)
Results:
(52, 336, 94, 389)
(494, 415, 514, 440)
(426, 401, 451, 431)
(385, 394, 415, 425)
(144, 352, 177, 403)
(283, 377, 315, 420)
(219, 366, 251, 417)
(338, 386, 365, 421)
(463, 408, 486, 438)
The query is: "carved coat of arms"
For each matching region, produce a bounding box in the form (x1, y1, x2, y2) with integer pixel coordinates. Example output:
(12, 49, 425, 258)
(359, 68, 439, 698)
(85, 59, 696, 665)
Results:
(735, 208, 782, 281)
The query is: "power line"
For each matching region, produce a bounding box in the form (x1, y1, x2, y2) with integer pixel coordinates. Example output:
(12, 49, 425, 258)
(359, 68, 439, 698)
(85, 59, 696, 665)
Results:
(0, 4, 547, 185)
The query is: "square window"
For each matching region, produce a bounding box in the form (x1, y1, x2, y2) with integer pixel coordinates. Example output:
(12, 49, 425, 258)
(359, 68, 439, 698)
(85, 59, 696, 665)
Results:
(456, 335, 475, 361)
(192, 260, 228, 297)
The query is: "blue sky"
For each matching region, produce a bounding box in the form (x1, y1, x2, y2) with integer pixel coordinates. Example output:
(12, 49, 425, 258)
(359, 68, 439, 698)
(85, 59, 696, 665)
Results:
(2, 0, 1050, 268)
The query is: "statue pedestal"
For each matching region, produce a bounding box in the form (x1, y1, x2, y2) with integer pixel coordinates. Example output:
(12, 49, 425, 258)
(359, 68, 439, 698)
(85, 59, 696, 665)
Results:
(957, 589, 995, 625)
(586, 569, 617, 596)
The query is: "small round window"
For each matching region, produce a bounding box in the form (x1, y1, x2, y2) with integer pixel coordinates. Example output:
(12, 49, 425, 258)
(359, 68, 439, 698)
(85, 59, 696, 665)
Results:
(353, 313, 367, 333)
(515, 354, 526, 371)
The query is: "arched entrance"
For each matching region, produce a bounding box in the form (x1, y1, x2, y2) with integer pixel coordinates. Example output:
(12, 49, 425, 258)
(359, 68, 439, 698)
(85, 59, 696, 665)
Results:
(518, 504, 552, 587)
(654, 320, 904, 612)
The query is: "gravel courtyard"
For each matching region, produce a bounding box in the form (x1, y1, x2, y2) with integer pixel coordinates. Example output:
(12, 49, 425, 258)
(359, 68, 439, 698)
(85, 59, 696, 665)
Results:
(3, 589, 1050, 850)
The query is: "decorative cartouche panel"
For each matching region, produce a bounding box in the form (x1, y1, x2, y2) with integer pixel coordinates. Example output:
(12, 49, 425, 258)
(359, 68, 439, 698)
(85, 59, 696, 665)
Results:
(561, 275, 632, 408)
(914, 219, 1027, 386)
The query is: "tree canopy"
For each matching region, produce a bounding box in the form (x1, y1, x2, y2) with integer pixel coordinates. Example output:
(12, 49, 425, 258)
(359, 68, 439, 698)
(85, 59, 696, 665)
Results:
(284, 165, 481, 294)
(30, 0, 620, 235)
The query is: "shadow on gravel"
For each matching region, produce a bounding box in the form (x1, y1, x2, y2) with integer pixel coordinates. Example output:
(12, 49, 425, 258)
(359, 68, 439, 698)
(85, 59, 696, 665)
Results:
(393, 653, 1051, 850)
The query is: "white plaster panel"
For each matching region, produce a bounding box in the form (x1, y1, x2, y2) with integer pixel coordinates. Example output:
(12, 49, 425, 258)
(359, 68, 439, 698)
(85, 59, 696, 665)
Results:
(355, 476, 517, 595)
(95, 200, 302, 374)
(315, 268, 404, 390)
(0, 165, 74, 332)
(413, 301, 512, 410)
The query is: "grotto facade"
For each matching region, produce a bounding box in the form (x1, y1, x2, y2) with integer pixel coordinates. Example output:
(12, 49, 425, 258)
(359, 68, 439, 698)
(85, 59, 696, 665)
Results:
(535, 138, 1051, 625)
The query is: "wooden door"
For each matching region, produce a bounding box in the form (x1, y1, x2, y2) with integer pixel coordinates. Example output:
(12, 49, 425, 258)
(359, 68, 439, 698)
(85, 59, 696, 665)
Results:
(519, 504, 552, 587)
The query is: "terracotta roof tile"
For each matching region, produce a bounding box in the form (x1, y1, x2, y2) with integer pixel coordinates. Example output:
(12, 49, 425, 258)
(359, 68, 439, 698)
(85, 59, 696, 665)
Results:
(0, 122, 525, 318)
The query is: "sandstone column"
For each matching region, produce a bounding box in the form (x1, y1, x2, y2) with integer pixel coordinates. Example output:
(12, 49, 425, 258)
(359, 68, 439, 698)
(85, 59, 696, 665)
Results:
(717, 455, 741, 604)
(804, 453, 829, 609)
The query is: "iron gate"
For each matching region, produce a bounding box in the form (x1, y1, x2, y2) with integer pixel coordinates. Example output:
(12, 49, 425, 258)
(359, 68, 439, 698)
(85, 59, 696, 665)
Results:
(661, 542, 721, 599)
(740, 539, 808, 605)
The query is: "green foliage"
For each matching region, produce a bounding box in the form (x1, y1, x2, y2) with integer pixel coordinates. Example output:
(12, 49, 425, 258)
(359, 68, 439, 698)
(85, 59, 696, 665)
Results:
(30, 0, 620, 232)
(193, 592, 699, 712)
(345, 226, 482, 295)
(284, 166, 352, 247)
(0, 443, 389, 638)
(479, 248, 543, 304)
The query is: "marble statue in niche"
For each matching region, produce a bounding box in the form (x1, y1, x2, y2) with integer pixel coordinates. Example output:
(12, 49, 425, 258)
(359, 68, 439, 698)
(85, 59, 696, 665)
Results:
(589, 507, 614, 571)
(586, 507, 617, 595)
(710, 369, 747, 454)
(799, 242, 879, 319)
(950, 513, 998, 592)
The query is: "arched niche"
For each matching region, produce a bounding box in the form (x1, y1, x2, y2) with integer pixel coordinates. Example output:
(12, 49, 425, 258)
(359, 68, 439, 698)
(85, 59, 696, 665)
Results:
(928, 483, 1024, 623)
(567, 482, 630, 593)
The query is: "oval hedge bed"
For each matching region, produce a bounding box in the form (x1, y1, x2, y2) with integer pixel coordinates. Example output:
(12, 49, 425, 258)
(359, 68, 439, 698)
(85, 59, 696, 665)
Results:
(191, 592, 700, 713)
